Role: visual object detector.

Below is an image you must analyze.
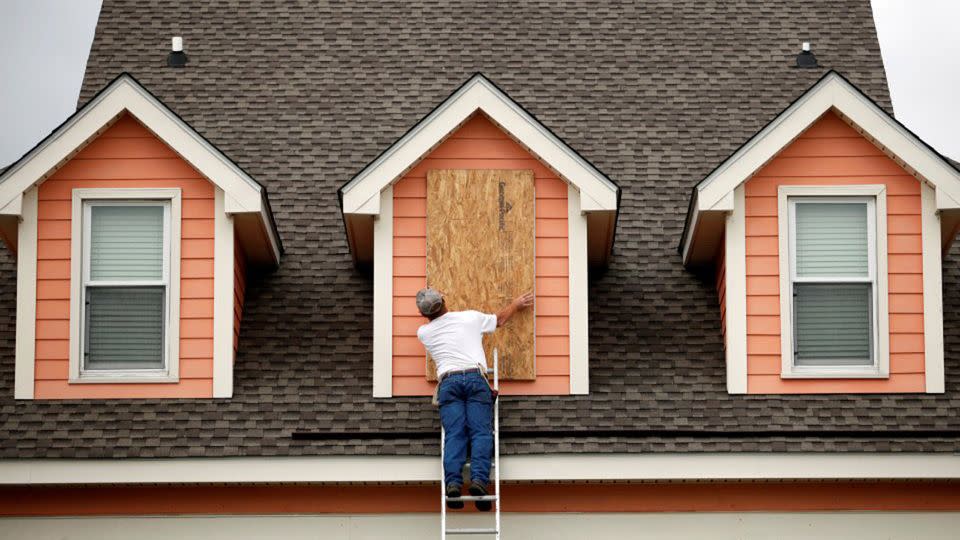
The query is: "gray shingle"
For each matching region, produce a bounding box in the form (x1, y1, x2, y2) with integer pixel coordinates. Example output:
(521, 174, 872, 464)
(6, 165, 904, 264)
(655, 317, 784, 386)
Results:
(5, 0, 958, 460)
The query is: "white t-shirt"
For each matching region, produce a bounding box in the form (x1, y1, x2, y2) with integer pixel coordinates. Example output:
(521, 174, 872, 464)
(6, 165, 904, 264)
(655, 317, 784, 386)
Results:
(417, 310, 498, 377)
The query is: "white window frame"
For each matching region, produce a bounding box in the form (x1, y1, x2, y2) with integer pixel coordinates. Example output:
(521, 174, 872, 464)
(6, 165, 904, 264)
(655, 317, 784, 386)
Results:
(69, 188, 182, 383)
(777, 185, 889, 379)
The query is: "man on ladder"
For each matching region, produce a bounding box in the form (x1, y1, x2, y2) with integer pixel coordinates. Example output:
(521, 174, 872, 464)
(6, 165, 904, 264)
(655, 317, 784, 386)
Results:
(415, 287, 534, 512)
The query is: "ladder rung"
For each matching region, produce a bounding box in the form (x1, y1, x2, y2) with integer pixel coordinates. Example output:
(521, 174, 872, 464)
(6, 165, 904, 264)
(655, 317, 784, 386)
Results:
(447, 527, 498, 535)
(446, 495, 497, 502)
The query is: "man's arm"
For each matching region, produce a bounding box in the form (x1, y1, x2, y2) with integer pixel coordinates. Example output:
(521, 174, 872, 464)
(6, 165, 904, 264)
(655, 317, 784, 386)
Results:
(495, 292, 534, 327)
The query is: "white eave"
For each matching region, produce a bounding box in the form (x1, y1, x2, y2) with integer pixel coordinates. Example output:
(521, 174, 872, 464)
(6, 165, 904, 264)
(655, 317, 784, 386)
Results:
(339, 73, 620, 266)
(0, 73, 282, 266)
(4, 453, 960, 485)
(681, 70, 960, 266)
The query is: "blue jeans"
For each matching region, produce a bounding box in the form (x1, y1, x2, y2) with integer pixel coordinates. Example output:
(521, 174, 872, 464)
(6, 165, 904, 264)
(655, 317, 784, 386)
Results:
(438, 371, 493, 487)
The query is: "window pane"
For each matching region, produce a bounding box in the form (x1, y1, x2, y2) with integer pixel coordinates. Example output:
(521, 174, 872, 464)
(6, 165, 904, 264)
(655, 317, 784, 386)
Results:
(90, 205, 164, 281)
(795, 202, 868, 277)
(85, 286, 164, 370)
(794, 283, 872, 366)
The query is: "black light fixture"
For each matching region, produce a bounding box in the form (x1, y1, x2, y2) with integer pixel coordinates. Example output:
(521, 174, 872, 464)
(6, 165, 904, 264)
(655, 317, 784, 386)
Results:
(796, 42, 818, 68)
(168, 36, 188, 68)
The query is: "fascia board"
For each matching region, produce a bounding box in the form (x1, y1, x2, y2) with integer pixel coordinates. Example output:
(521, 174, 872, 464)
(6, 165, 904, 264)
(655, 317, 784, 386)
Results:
(471, 80, 618, 211)
(0, 75, 281, 265)
(0, 84, 126, 211)
(341, 81, 482, 214)
(114, 82, 264, 212)
(696, 76, 837, 211)
(681, 190, 734, 265)
(354, 192, 381, 215)
(5, 453, 960, 484)
(0, 76, 265, 214)
(0, 194, 23, 216)
(341, 75, 618, 216)
(697, 73, 960, 215)
(829, 81, 960, 209)
(936, 188, 960, 211)
(685, 72, 960, 261)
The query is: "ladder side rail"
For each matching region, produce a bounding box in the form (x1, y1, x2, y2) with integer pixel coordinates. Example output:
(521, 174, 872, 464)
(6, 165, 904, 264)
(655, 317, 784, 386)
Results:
(441, 422, 446, 539)
(493, 348, 501, 540)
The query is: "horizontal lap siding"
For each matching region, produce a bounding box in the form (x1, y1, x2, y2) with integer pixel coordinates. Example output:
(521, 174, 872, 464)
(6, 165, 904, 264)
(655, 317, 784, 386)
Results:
(392, 113, 570, 396)
(744, 111, 924, 394)
(234, 238, 246, 356)
(716, 237, 726, 347)
(34, 114, 215, 398)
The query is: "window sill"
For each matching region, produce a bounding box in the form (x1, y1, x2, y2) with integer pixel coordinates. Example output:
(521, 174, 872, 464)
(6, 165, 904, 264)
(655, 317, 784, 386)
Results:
(69, 372, 179, 384)
(780, 368, 889, 380)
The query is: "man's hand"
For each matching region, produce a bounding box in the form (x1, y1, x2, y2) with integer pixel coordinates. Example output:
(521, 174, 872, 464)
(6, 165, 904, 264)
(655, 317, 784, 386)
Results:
(496, 291, 534, 327)
(513, 292, 534, 309)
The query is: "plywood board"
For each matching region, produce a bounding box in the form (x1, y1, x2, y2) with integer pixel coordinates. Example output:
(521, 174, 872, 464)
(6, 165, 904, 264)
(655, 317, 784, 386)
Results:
(426, 169, 535, 380)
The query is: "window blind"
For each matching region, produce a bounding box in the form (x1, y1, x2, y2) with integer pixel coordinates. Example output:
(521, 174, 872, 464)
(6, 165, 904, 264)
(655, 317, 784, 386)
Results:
(795, 202, 869, 277)
(794, 283, 872, 366)
(89, 205, 164, 281)
(85, 286, 165, 370)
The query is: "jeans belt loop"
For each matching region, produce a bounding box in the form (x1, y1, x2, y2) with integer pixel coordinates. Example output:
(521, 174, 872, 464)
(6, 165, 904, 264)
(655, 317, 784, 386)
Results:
(439, 367, 482, 384)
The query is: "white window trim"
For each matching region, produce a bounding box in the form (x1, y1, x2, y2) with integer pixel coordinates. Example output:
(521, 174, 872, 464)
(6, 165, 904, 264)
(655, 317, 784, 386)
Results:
(777, 185, 889, 379)
(69, 188, 182, 383)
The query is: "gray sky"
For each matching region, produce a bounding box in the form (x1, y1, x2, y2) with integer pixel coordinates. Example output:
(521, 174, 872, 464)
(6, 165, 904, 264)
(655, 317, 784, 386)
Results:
(0, 0, 958, 166)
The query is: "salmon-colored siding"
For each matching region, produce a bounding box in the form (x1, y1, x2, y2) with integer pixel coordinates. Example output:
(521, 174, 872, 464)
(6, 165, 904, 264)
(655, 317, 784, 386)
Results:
(234, 237, 246, 355)
(33, 114, 216, 398)
(716, 237, 726, 347)
(743, 111, 925, 394)
(392, 113, 570, 396)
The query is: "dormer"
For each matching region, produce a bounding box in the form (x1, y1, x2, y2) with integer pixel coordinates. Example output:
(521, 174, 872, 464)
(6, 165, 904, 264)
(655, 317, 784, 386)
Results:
(3, 74, 282, 399)
(682, 71, 960, 395)
(339, 74, 620, 397)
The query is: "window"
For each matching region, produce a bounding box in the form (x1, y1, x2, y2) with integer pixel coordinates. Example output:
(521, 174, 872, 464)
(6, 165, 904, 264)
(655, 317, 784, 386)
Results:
(69, 189, 181, 382)
(778, 186, 889, 378)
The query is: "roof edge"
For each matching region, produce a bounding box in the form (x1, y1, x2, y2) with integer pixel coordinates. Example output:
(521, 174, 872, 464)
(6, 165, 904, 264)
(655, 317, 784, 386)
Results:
(4, 453, 960, 485)
(0, 72, 283, 264)
(339, 72, 619, 215)
(681, 70, 960, 265)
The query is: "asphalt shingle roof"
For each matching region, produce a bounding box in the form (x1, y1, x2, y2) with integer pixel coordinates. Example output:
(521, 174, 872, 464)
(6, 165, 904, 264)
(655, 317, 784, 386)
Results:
(4, 0, 960, 459)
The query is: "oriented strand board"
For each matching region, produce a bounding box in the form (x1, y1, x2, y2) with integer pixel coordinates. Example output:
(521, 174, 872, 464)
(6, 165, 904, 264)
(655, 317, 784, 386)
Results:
(426, 169, 535, 380)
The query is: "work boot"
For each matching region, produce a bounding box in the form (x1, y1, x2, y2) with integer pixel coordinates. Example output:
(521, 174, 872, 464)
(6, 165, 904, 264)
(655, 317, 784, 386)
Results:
(469, 482, 492, 512)
(445, 483, 464, 509)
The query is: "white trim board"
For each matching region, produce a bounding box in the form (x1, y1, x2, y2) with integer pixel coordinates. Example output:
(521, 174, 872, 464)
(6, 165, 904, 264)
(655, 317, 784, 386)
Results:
(682, 70, 960, 265)
(12, 187, 38, 399)
(567, 185, 589, 394)
(212, 188, 236, 398)
(340, 74, 618, 215)
(339, 73, 618, 266)
(0, 73, 280, 266)
(920, 182, 945, 393)
(4, 453, 960, 485)
(371, 185, 394, 398)
(723, 185, 747, 394)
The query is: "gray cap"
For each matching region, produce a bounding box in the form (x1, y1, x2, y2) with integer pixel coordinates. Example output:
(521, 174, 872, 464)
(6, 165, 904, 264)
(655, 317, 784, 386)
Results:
(415, 287, 444, 316)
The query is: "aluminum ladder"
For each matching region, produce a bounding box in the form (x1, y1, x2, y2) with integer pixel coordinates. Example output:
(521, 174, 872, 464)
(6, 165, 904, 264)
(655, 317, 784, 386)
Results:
(440, 348, 501, 538)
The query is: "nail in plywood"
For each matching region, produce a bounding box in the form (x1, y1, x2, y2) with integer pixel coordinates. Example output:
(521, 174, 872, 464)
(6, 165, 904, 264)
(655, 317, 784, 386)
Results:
(426, 169, 535, 380)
